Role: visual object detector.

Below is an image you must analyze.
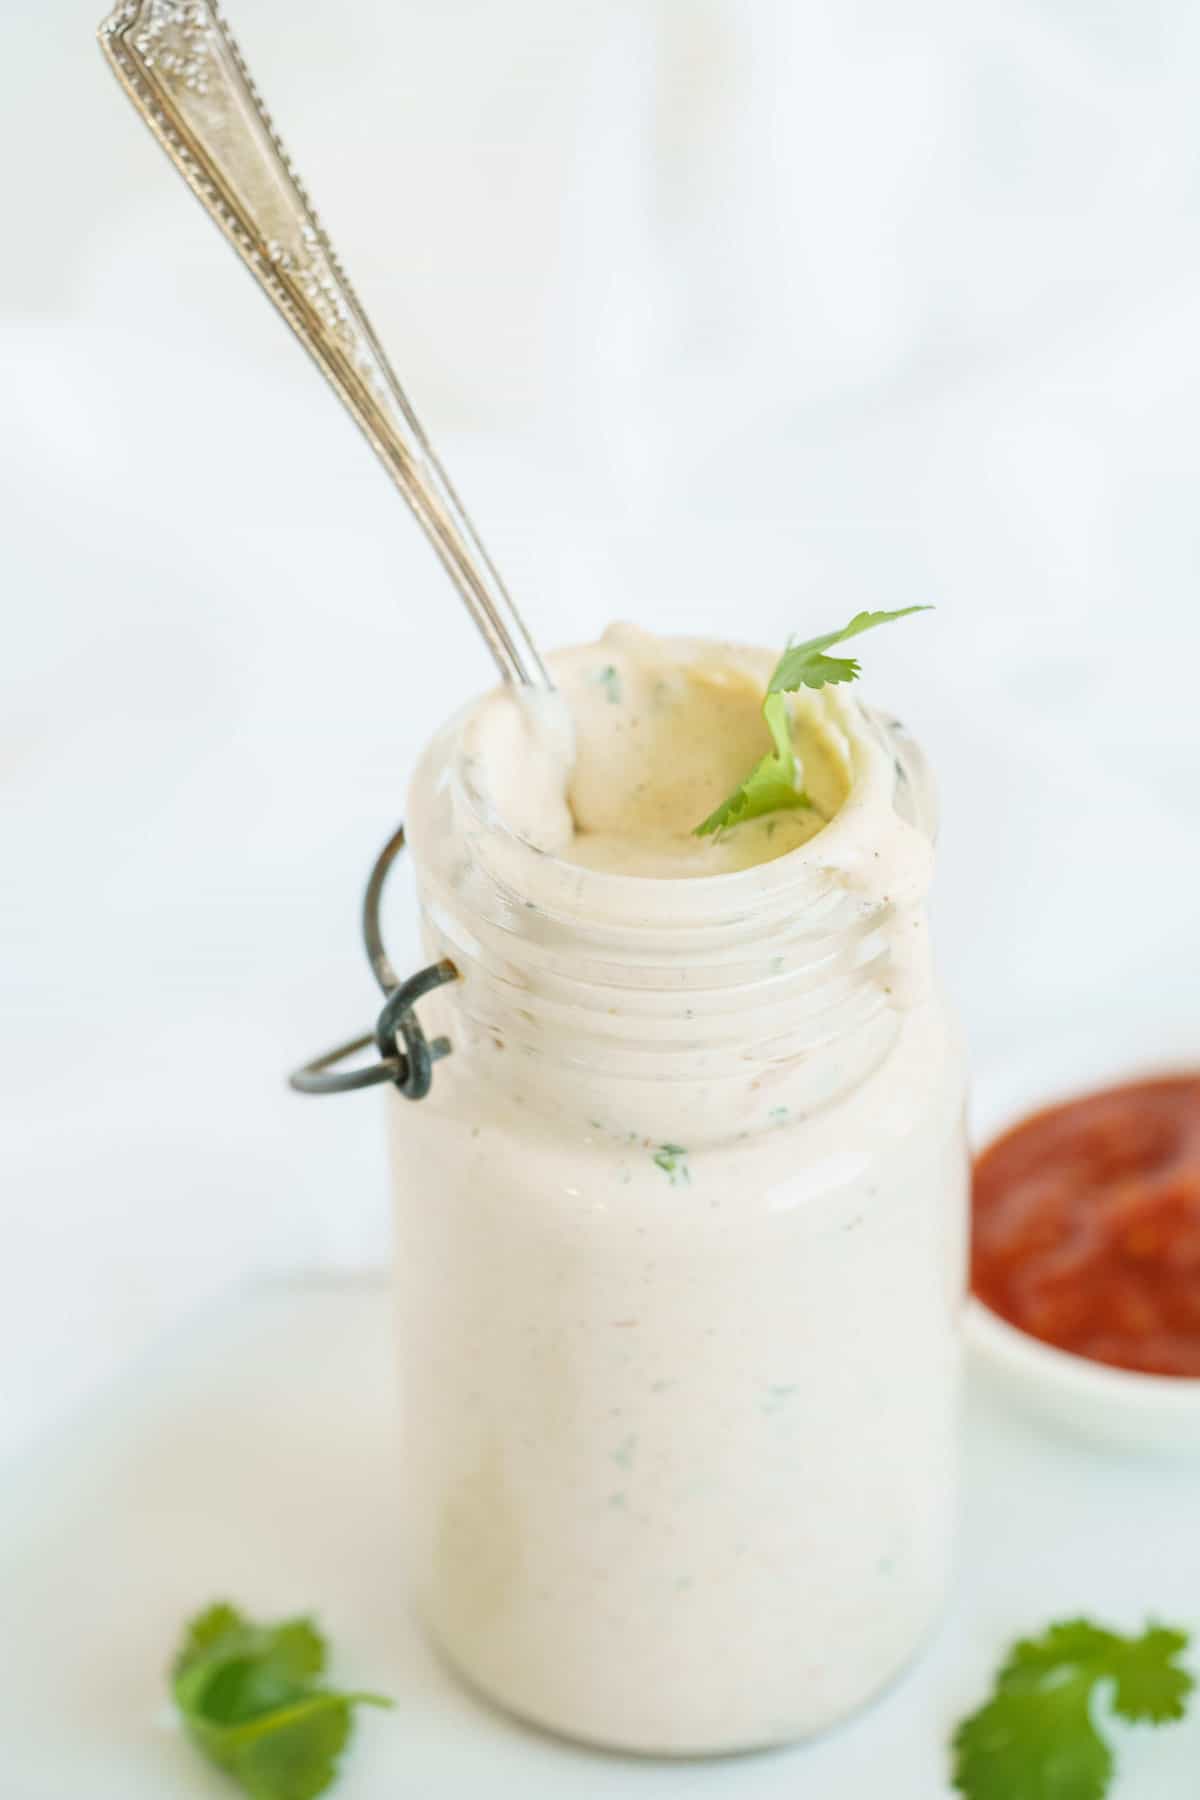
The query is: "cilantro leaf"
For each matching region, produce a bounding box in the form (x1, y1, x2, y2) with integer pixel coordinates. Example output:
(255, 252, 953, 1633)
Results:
(694, 690, 811, 834)
(692, 755, 807, 835)
(176, 1602, 248, 1670)
(171, 1603, 392, 1800)
(951, 1618, 1192, 1800)
(693, 607, 930, 836)
(1103, 1625, 1193, 1723)
(954, 1678, 1111, 1800)
(762, 690, 793, 764)
(766, 607, 931, 695)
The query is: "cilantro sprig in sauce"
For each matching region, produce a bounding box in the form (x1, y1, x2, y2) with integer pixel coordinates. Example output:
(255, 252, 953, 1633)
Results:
(693, 606, 930, 836)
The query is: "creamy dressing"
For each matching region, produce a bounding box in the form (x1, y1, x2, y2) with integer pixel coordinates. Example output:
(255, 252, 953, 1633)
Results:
(461, 623, 936, 1006)
(465, 622, 844, 875)
(390, 627, 966, 1754)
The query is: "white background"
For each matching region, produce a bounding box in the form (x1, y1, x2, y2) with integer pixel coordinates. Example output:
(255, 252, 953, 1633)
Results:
(4, 0, 1200, 1454)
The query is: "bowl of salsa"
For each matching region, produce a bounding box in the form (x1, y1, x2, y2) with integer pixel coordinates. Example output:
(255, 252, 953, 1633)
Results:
(967, 1021, 1200, 1452)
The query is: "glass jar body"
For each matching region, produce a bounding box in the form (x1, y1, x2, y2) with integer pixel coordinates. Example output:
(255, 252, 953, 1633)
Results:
(390, 692, 967, 1755)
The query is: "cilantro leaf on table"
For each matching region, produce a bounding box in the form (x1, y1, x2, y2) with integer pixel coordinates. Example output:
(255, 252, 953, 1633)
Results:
(171, 1603, 392, 1800)
(951, 1617, 1193, 1800)
(693, 606, 930, 836)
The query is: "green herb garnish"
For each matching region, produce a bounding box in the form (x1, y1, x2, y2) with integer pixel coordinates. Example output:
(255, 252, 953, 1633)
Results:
(589, 664, 623, 704)
(693, 607, 930, 836)
(171, 1603, 392, 1800)
(951, 1618, 1193, 1800)
(652, 1143, 690, 1185)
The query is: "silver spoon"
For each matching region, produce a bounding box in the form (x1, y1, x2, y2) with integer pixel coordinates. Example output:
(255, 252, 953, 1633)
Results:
(98, 0, 551, 691)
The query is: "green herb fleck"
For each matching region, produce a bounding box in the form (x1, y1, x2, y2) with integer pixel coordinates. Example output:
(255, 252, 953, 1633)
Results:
(652, 1144, 690, 1185)
(694, 607, 930, 836)
(589, 664, 623, 705)
(170, 1603, 392, 1800)
(951, 1618, 1192, 1800)
(612, 1433, 638, 1470)
(761, 1382, 798, 1415)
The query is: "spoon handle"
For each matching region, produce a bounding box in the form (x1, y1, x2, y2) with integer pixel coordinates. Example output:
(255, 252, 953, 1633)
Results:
(98, 0, 550, 690)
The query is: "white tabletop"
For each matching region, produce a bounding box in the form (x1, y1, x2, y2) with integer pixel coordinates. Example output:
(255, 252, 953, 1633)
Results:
(3, 1282, 1198, 1800)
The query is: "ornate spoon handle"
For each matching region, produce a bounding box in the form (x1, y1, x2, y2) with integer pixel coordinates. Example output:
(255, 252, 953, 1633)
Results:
(98, 0, 550, 690)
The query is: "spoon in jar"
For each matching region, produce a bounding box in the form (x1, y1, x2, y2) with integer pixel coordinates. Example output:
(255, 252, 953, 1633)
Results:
(97, 0, 552, 694)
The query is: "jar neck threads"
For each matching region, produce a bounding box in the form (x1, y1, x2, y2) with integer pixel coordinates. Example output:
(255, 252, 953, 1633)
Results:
(407, 694, 935, 1145)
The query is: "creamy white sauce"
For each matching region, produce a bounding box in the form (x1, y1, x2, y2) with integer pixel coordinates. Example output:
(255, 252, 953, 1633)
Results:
(465, 622, 845, 875)
(391, 626, 966, 1754)
(462, 623, 935, 1004)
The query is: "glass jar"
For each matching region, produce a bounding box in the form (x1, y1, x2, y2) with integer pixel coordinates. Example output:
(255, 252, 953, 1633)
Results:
(389, 683, 967, 1756)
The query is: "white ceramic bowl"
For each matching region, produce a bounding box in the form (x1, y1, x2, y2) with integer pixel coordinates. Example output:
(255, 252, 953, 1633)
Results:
(967, 1014, 1200, 1455)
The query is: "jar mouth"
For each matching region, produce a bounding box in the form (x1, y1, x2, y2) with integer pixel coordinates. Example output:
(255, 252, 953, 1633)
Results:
(405, 674, 938, 1137)
(446, 684, 931, 933)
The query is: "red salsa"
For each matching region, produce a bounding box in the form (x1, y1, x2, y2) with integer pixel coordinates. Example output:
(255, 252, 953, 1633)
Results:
(972, 1076, 1200, 1378)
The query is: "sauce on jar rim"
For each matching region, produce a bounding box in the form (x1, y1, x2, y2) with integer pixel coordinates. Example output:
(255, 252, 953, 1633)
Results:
(972, 1076, 1200, 1378)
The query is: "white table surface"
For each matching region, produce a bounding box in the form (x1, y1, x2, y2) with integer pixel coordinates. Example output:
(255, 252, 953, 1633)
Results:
(4, 1281, 1199, 1800)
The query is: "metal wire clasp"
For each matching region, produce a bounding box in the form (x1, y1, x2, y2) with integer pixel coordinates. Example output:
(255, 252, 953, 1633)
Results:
(288, 825, 458, 1099)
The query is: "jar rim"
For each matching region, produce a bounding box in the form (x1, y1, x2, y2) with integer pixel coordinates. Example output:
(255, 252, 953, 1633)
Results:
(403, 678, 938, 1135)
(436, 684, 930, 934)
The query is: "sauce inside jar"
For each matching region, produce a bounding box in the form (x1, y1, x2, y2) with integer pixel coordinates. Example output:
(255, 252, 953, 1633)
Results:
(972, 1076, 1200, 1377)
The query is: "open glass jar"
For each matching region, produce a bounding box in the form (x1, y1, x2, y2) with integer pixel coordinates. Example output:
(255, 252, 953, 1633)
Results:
(384, 677, 968, 1756)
